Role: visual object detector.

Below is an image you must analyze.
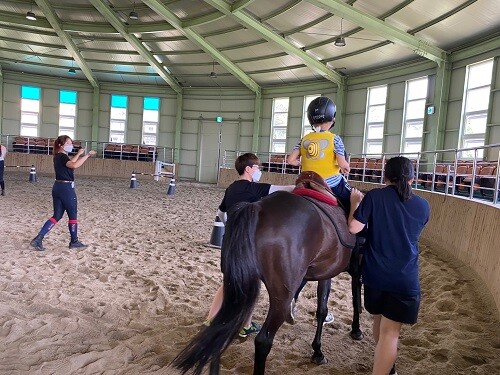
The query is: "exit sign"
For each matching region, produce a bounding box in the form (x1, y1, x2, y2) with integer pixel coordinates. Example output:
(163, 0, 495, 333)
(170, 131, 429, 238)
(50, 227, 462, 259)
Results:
(216, 116, 223, 123)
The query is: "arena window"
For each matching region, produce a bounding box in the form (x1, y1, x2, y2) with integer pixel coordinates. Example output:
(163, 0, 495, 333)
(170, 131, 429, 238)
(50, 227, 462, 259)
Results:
(301, 95, 320, 137)
(110, 94, 128, 143)
(59, 90, 77, 139)
(270, 97, 289, 153)
(402, 77, 428, 156)
(459, 58, 494, 159)
(20, 85, 41, 137)
(364, 85, 387, 156)
(142, 97, 160, 146)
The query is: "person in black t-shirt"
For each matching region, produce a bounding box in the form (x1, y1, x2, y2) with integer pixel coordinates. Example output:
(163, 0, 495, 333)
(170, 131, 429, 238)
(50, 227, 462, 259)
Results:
(30, 135, 96, 251)
(206, 152, 295, 337)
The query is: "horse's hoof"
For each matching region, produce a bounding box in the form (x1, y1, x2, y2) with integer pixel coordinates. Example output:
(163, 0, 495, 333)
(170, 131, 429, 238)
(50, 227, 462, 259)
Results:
(311, 355, 328, 365)
(350, 330, 364, 341)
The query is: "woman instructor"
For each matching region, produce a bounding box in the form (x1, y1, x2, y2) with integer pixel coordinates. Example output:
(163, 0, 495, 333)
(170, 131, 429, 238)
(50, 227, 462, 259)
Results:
(30, 135, 96, 251)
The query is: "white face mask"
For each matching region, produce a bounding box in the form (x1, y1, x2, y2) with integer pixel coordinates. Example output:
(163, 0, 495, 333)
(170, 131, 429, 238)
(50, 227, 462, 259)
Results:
(314, 125, 322, 132)
(252, 169, 262, 182)
(63, 145, 73, 153)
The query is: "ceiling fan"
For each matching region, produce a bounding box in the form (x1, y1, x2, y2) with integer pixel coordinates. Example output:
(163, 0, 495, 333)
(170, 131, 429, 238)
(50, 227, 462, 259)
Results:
(297, 18, 386, 45)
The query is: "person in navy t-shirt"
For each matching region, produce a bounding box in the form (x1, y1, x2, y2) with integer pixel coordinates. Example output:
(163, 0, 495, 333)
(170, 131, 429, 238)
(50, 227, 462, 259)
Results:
(348, 156, 430, 375)
(30, 135, 96, 251)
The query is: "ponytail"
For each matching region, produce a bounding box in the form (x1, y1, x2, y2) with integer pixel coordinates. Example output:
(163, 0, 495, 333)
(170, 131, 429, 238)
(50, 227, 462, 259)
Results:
(385, 156, 414, 201)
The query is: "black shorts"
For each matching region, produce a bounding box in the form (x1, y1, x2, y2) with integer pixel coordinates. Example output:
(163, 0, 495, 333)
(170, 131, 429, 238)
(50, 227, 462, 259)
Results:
(364, 285, 420, 324)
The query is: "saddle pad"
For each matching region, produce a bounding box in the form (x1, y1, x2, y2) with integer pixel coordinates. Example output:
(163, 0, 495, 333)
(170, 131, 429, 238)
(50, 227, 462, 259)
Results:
(302, 196, 356, 249)
(293, 188, 338, 206)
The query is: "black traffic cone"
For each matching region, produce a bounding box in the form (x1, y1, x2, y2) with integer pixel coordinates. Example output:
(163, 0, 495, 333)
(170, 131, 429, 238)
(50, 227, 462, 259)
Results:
(209, 215, 225, 248)
(167, 178, 176, 195)
(29, 165, 37, 183)
(129, 171, 138, 188)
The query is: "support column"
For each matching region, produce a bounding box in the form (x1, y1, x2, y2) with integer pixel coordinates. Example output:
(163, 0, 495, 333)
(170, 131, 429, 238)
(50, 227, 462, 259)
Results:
(174, 92, 183, 163)
(252, 91, 262, 152)
(424, 59, 451, 153)
(0, 65, 3, 135)
(91, 86, 100, 143)
(334, 81, 347, 136)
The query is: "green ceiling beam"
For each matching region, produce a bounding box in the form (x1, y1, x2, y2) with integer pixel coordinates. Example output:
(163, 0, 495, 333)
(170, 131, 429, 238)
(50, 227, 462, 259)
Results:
(89, 0, 182, 93)
(232, 0, 256, 12)
(143, 0, 261, 94)
(308, 0, 447, 65)
(183, 12, 225, 28)
(204, 0, 345, 86)
(34, 0, 99, 88)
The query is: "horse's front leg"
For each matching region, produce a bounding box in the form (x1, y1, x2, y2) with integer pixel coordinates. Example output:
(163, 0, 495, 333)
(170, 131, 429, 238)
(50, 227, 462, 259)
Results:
(349, 237, 365, 340)
(311, 279, 331, 365)
(350, 271, 364, 340)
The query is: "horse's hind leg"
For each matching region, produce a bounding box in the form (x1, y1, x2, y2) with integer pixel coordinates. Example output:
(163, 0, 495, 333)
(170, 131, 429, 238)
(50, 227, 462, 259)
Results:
(253, 300, 288, 375)
(311, 279, 331, 365)
(209, 356, 220, 375)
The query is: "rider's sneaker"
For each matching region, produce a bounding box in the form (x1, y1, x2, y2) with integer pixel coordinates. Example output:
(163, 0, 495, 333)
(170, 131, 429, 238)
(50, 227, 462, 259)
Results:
(323, 312, 334, 325)
(69, 239, 88, 250)
(239, 321, 261, 338)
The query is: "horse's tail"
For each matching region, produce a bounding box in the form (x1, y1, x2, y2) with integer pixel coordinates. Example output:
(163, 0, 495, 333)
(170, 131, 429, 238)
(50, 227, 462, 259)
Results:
(172, 202, 261, 375)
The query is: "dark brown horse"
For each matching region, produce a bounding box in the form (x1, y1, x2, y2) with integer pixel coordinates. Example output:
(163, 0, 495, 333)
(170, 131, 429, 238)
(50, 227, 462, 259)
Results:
(172, 189, 364, 375)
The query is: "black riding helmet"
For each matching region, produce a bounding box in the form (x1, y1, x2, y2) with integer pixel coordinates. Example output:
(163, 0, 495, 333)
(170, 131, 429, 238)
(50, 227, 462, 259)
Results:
(307, 96, 336, 130)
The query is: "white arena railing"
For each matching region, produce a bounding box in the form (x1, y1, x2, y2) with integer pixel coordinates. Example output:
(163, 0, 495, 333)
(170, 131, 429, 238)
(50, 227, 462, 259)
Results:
(222, 144, 500, 207)
(1, 134, 174, 163)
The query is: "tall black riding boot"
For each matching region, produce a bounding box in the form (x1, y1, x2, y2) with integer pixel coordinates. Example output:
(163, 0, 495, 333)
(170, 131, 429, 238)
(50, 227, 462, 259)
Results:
(30, 235, 45, 251)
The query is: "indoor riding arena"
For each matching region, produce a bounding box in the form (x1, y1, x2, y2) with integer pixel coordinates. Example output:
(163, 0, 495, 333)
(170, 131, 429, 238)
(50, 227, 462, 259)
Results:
(0, 1, 499, 375)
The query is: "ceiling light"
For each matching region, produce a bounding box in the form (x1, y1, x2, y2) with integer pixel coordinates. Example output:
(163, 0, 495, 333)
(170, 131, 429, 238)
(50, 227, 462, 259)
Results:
(129, 0, 138, 20)
(334, 37, 346, 47)
(26, 11, 36, 21)
(335, 18, 346, 47)
(209, 60, 217, 78)
(68, 68, 76, 75)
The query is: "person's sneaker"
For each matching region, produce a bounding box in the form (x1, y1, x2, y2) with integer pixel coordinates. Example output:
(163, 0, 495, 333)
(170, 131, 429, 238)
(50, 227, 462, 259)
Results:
(1, 190, 4, 196)
(323, 312, 334, 325)
(286, 298, 297, 325)
(69, 239, 88, 250)
(202, 319, 211, 327)
(30, 236, 45, 251)
(239, 321, 261, 338)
